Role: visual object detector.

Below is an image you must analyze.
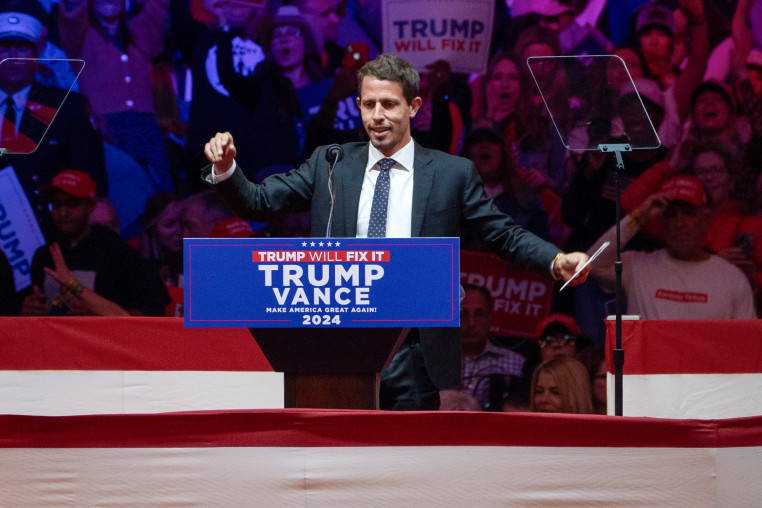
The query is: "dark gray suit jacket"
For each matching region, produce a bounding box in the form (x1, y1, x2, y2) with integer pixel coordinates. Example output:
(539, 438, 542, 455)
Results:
(204, 141, 561, 389)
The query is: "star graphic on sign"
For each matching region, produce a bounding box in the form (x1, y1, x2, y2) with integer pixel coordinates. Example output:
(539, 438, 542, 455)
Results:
(310, 241, 316, 247)
(301, 241, 307, 247)
(319, 241, 324, 247)
(327, 242, 333, 247)
(335, 241, 340, 247)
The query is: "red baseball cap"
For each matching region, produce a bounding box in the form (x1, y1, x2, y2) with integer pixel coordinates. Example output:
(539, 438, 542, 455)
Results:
(535, 313, 580, 338)
(40, 170, 97, 200)
(660, 175, 706, 207)
(209, 217, 254, 238)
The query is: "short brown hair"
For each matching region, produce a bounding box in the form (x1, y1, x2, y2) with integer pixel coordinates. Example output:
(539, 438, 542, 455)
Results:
(357, 53, 419, 104)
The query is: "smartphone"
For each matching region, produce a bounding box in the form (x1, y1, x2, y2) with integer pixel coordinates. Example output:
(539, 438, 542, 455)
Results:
(342, 43, 369, 71)
(737, 233, 754, 258)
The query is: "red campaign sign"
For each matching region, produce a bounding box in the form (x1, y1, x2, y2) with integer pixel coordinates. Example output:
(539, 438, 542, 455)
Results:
(460, 249, 553, 338)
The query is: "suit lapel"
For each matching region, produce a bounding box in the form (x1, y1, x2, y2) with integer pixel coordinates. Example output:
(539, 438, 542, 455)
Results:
(411, 143, 434, 237)
(339, 144, 368, 237)
(16, 85, 49, 152)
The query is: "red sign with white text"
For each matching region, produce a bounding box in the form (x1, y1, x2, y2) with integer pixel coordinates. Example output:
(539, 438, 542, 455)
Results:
(460, 249, 553, 338)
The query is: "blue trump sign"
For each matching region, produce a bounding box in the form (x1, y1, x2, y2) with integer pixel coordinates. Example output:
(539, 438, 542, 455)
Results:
(184, 237, 460, 328)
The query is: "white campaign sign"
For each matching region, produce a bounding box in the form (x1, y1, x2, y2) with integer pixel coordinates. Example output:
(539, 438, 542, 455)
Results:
(0, 166, 45, 291)
(382, 0, 494, 74)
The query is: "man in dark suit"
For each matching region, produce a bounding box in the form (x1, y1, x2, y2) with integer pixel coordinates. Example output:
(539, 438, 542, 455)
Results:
(203, 54, 590, 410)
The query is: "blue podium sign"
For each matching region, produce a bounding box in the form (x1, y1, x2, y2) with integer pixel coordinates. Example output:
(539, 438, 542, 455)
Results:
(184, 237, 460, 328)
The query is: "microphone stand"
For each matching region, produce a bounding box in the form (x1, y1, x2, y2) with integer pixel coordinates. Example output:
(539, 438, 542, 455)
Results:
(325, 145, 343, 237)
(598, 142, 630, 417)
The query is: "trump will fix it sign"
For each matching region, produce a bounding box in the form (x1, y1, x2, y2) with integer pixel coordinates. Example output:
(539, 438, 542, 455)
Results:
(382, 0, 494, 74)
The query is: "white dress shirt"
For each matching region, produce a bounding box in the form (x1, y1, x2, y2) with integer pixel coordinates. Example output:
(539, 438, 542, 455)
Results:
(355, 139, 415, 238)
(211, 139, 417, 238)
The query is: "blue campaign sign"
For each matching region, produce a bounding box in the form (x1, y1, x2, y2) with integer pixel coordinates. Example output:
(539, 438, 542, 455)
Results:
(184, 237, 460, 328)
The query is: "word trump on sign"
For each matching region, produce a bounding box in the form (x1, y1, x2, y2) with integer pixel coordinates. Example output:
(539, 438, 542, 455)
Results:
(382, 0, 494, 74)
(185, 238, 460, 328)
(460, 249, 553, 338)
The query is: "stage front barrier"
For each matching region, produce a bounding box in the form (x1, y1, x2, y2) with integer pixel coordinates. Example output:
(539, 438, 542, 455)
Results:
(184, 237, 460, 409)
(1, 410, 761, 507)
(605, 319, 762, 419)
(0, 317, 282, 415)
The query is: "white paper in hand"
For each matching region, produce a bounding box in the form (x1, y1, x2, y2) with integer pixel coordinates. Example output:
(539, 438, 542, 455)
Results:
(559, 241, 610, 292)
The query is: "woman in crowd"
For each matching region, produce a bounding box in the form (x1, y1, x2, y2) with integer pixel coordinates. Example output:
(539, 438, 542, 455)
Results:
(137, 193, 184, 315)
(461, 122, 550, 244)
(267, 6, 325, 91)
(471, 51, 569, 247)
(689, 143, 762, 296)
(512, 25, 582, 193)
(474, 52, 530, 162)
(529, 357, 594, 414)
(58, 0, 174, 192)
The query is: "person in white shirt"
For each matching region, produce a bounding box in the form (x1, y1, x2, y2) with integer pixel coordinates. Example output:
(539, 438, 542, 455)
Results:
(587, 175, 756, 320)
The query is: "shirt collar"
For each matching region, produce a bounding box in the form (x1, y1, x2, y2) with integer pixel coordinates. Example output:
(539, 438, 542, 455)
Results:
(0, 85, 32, 109)
(366, 137, 415, 173)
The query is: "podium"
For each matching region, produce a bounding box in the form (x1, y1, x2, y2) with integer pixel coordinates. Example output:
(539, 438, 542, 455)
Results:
(185, 237, 460, 409)
(250, 327, 408, 409)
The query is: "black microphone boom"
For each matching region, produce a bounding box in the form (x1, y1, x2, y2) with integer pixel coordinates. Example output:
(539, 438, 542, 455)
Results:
(325, 144, 344, 164)
(324, 144, 343, 237)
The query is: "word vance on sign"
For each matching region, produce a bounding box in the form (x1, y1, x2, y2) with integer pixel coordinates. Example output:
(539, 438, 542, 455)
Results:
(184, 237, 460, 328)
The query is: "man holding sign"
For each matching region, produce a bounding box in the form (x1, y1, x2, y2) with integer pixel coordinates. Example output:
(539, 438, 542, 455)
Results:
(203, 53, 590, 410)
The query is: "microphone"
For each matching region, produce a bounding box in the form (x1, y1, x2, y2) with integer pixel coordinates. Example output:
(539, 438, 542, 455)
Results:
(325, 144, 344, 165)
(325, 144, 343, 237)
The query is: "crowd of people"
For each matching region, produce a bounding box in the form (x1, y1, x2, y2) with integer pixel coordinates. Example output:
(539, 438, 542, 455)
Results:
(1, 0, 760, 413)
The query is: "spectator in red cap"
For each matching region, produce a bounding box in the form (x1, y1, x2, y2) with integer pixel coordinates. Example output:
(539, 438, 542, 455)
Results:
(511, 312, 593, 401)
(209, 217, 254, 238)
(587, 175, 756, 319)
(20, 170, 169, 317)
(621, 141, 762, 312)
(534, 313, 580, 362)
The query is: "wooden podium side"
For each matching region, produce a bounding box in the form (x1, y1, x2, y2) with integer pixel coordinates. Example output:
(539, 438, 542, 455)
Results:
(249, 328, 409, 409)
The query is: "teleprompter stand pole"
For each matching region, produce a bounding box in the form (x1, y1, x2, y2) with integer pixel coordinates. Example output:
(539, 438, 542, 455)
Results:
(598, 143, 630, 417)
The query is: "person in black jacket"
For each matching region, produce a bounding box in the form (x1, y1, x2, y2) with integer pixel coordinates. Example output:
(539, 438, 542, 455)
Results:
(20, 170, 169, 317)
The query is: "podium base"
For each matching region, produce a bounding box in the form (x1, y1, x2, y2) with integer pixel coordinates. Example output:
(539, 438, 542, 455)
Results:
(249, 327, 408, 410)
(285, 373, 380, 409)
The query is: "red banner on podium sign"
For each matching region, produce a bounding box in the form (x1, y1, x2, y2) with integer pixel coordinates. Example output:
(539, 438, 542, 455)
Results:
(459, 249, 553, 338)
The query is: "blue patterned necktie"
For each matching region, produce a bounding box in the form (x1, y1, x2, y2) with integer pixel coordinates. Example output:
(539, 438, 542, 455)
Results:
(367, 158, 396, 238)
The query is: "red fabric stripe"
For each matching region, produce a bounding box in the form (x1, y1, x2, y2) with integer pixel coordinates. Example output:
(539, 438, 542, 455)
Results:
(1, 410, 761, 449)
(0, 317, 272, 371)
(606, 320, 762, 374)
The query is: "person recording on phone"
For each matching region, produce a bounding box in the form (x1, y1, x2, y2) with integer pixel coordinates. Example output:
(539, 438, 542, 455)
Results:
(202, 53, 591, 411)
